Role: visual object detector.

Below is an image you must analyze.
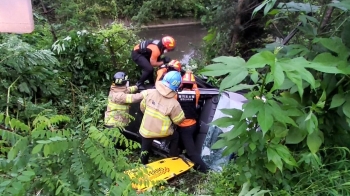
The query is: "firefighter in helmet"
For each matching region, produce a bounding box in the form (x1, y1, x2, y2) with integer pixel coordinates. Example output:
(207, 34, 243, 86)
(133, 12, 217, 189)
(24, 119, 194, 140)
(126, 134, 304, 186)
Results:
(139, 71, 185, 165)
(176, 70, 208, 173)
(131, 36, 176, 90)
(156, 59, 182, 82)
(104, 72, 148, 128)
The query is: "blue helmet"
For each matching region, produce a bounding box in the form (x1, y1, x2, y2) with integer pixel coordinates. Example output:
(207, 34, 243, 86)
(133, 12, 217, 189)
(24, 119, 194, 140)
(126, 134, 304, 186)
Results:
(113, 72, 128, 85)
(161, 71, 182, 91)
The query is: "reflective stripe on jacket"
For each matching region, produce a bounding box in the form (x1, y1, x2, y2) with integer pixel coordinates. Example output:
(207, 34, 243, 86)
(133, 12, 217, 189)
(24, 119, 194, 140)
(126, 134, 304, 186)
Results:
(104, 85, 147, 127)
(139, 81, 185, 138)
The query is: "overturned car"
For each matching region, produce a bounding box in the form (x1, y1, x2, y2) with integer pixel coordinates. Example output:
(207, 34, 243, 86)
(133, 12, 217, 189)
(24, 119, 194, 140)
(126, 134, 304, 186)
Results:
(123, 73, 248, 171)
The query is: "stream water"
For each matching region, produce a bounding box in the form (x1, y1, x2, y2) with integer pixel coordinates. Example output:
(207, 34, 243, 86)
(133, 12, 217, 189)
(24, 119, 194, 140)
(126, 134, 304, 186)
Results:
(137, 24, 207, 65)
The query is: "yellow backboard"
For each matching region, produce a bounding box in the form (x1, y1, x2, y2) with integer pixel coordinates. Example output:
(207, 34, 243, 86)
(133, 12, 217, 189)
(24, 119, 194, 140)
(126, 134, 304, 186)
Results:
(0, 0, 34, 33)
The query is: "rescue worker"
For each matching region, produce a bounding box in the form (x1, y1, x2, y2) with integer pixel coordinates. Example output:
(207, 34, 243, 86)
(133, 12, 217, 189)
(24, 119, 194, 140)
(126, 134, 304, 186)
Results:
(131, 36, 176, 90)
(139, 71, 185, 165)
(104, 72, 147, 128)
(155, 59, 182, 82)
(176, 70, 209, 173)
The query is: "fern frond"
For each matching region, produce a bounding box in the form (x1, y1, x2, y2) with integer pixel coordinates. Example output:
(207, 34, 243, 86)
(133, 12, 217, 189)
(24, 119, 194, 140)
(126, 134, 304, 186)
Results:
(89, 126, 115, 148)
(83, 138, 117, 180)
(0, 129, 24, 146)
(7, 137, 29, 161)
(49, 115, 70, 125)
(9, 118, 30, 132)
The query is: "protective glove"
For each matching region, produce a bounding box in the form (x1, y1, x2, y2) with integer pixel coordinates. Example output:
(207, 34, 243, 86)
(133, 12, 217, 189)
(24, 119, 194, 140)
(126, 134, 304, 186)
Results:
(162, 56, 171, 64)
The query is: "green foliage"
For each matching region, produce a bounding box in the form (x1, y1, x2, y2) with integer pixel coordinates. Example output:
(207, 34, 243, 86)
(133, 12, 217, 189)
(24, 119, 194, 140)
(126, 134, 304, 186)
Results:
(131, 0, 208, 25)
(201, 3, 350, 191)
(43, 0, 118, 30)
(51, 24, 140, 91)
(34, 0, 209, 31)
(0, 35, 62, 113)
(0, 109, 142, 195)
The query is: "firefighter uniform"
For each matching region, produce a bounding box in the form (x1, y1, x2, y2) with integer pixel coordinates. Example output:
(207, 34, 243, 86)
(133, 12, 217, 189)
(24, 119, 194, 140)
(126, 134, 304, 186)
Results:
(139, 71, 185, 164)
(176, 71, 209, 173)
(104, 72, 147, 128)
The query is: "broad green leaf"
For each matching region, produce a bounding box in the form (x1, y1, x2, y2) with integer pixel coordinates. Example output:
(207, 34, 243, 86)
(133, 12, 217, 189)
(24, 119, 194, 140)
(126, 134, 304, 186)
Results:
(84, 118, 93, 123)
(252, 1, 268, 18)
(250, 71, 259, 83)
(330, 94, 346, 109)
(342, 101, 350, 118)
(7, 148, 17, 160)
(251, 131, 261, 142)
(257, 104, 274, 135)
(274, 144, 297, 166)
(285, 71, 303, 97)
(246, 51, 276, 68)
(278, 79, 295, 90)
(222, 140, 241, 155)
(36, 140, 51, 144)
(329, 1, 350, 11)
(18, 82, 31, 94)
(211, 139, 227, 150)
(305, 15, 319, 25)
(265, 161, 277, 173)
(220, 108, 243, 120)
(271, 63, 285, 90)
(307, 130, 323, 153)
(246, 187, 261, 195)
(264, 0, 277, 15)
(277, 2, 320, 13)
(219, 68, 249, 90)
(267, 147, 283, 171)
(237, 146, 244, 156)
(22, 171, 35, 176)
(314, 37, 349, 60)
(212, 56, 246, 68)
(298, 68, 315, 89)
(305, 112, 318, 134)
(249, 143, 256, 151)
(309, 53, 346, 74)
(241, 99, 264, 120)
(278, 57, 307, 72)
(286, 127, 307, 144)
(32, 144, 43, 154)
(56, 184, 63, 195)
(274, 126, 288, 138)
(268, 100, 298, 127)
(17, 175, 31, 182)
(200, 63, 230, 77)
(238, 182, 251, 196)
(43, 144, 50, 157)
(227, 121, 248, 140)
(211, 117, 234, 128)
(277, 96, 300, 107)
(0, 180, 11, 187)
(297, 24, 317, 37)
(227, 84, 257, 92)
(284, 108, 303, 116)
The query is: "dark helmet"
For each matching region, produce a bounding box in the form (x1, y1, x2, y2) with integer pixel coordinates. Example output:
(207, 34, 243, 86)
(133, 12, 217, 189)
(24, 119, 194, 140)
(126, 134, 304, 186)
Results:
(113, 72, 128, 86)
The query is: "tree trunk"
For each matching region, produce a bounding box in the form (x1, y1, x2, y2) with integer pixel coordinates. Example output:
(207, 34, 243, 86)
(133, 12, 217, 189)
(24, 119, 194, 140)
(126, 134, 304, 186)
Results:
(320, 7, 334, 31)
(230, 0, 245, 54)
